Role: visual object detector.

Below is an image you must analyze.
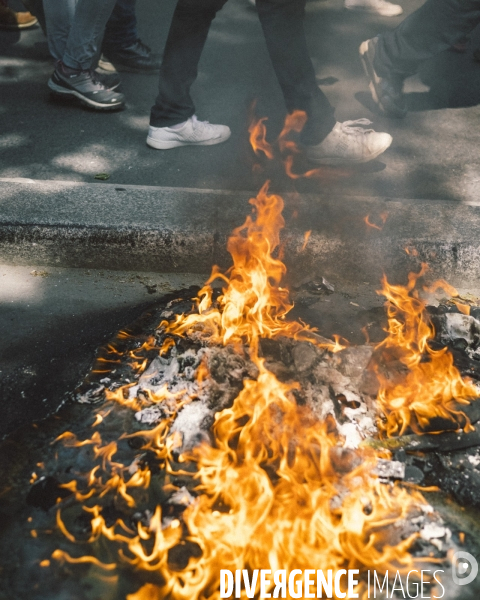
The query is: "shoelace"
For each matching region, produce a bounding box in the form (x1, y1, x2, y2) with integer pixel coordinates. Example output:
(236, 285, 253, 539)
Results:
(340, 118, 374, 135)
(88, 69, 103, 86)
(57, 61, 106, 88)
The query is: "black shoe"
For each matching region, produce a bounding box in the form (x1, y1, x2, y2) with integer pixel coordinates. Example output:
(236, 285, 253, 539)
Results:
(48, 63, 125, 110)
(100, 39, 162, 74)
(359, 37, 407, 119)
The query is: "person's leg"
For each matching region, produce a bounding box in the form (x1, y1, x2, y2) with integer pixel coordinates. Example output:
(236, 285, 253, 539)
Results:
(42, 0, 76, 61)
(150, 0, 228, 127)
(256, 0, 335, 145)
(62, 0, 118, 70)
(375, 0, 480, 78)
(100, 0, 161, 74)
(360, 0, 480, 117)
(103, 0, 137, 51)
(45, 0, 125, 110)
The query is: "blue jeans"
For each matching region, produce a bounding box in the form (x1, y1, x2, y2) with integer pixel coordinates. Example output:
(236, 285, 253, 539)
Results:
(103, 0, 138, 51)
(43, 0, 118, 70)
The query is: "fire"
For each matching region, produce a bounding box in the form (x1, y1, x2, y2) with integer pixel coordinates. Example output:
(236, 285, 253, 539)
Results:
(300, 230, 311, 251)
(249, 115, 274, 160)
(46, 113, 459, 600)
(163, 181, 343, 353)
(128, 363, 420, 600)
(374, 264, 477, 436)
(249, 108, 349, 181)
(364, 213, 388, 231)
(52, 184, 427, 599)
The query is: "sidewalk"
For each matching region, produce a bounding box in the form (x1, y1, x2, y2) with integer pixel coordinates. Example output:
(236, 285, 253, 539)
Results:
(1, 0, 480, 200)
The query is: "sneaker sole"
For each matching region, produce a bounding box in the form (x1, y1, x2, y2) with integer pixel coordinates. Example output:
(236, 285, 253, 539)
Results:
(359, 40, 407, 118)
(97, 59, 118, 73)
(48, 79, 125, 111)
(146, 131, 231, 150)
(0, 18, 38, 30)
(306, 135, 393, 166)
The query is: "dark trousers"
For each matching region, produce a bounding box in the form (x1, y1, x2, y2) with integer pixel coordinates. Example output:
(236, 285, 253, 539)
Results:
(103, 0, 138, 50)
(150, 0, 336, 145)
(375, 0, 480, 78)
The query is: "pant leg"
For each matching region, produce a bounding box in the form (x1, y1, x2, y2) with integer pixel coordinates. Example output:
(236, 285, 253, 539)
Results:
(103, 0, 138, 51)
(62, 0, 118, 70)
(43, 0, 76, 61)
(150, 0, 228, 127)
(256, 0, 335, 145)
(375, 0, 480, 78)
(22, 0, 47, 34)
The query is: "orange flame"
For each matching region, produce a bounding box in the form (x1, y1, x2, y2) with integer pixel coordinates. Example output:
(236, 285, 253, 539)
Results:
(50, 124, 451, 600)
(364, 213, 388, 231)
(248, 116, 274, 160)
(374, 265, 477, 436)
(67, 186, 425, 599)
(300, 230, 311, 251)
(249, 109, 350, 181)
(164, 182, 343, 354)
(452, 301, 470, 316)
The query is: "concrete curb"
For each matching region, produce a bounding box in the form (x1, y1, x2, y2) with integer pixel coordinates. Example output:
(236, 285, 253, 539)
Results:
(1, 179, 480, 286)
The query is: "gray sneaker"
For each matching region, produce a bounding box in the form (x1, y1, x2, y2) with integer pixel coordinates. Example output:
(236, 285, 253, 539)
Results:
(48, 63, 125, 111)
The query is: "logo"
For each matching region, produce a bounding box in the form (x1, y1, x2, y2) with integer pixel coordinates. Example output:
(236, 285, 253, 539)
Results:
(452, 551, 478, 586)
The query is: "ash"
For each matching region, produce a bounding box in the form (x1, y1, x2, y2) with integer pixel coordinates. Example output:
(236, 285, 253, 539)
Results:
(131, 323, 378, 454)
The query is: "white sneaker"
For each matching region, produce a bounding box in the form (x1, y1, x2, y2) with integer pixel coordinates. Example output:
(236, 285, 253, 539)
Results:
(344, 0, 402, 17)
(305, 119, 392, 165)
(147, 115, 231, 150)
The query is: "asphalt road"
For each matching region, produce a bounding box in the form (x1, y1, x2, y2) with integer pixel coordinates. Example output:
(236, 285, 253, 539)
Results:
(1, 0, 480, 201)
(2, 0, 480, 435)
(0, 265, 204, 436)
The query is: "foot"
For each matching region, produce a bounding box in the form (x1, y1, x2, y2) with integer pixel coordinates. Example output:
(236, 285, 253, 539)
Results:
(147, 115, 231, 150)
(359, 37, 407, 118)
(305, 119, 392, 165)
(48, 62, 125, 111)
(345, 0, 402, 17)
(0, 5, 37, 29)
(100, 40, 162, 74)
(94, 70, 121, 90)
